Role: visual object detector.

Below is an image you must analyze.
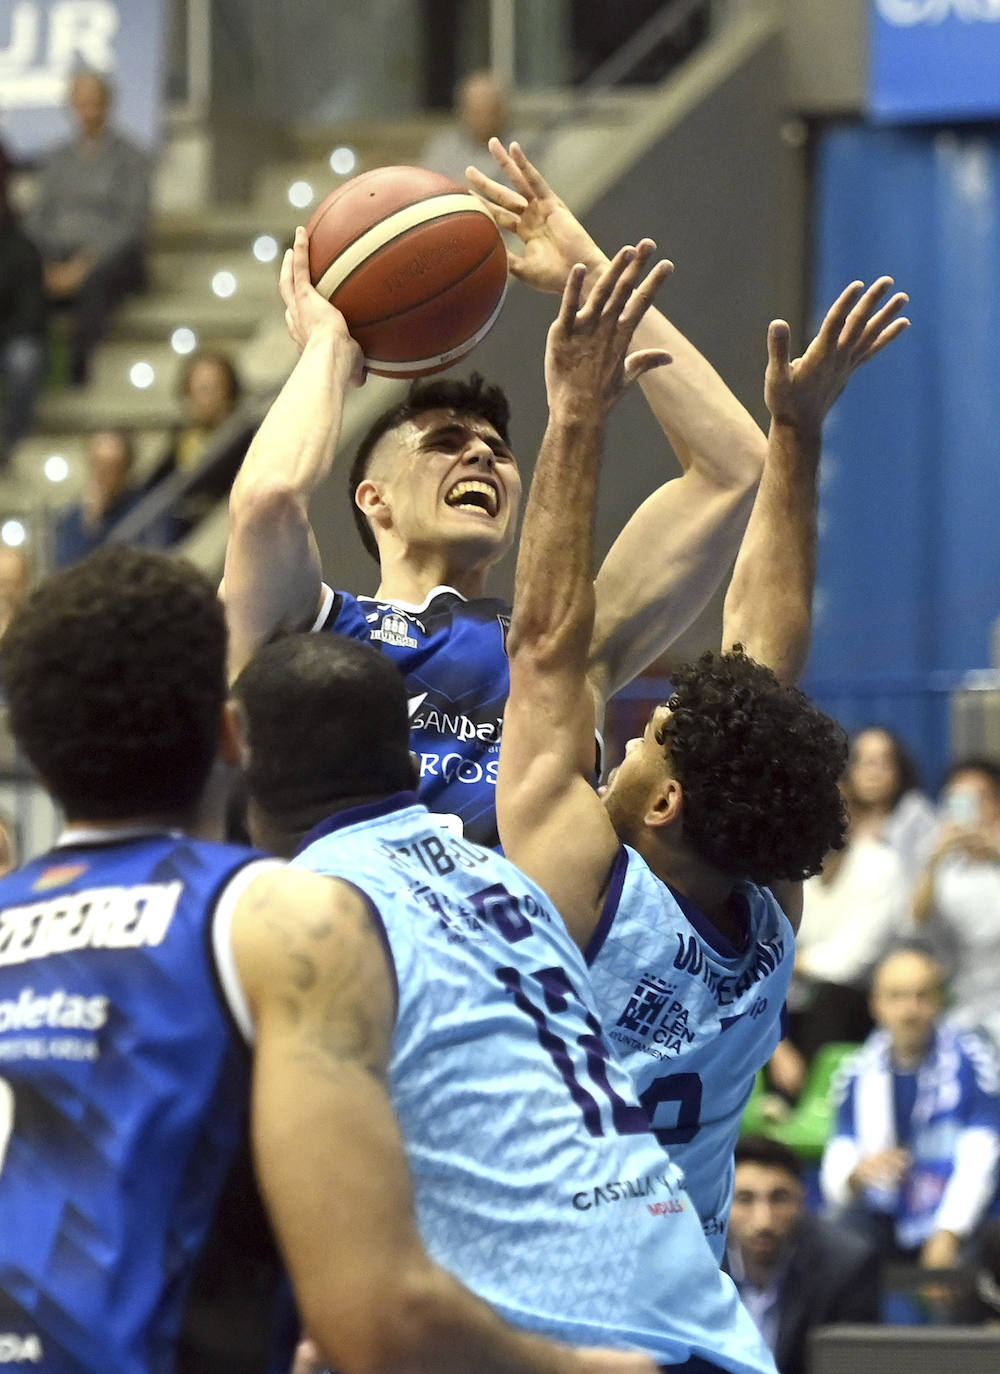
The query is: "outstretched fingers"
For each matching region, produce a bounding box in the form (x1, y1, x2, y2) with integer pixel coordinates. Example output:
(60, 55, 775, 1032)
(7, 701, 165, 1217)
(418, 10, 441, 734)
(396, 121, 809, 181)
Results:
(814, 280, 865, 353)
(856, 291, 910, 360)
(838, 275, 894, 347)
(554, 263, 588, 334)
(465, 163, 528, 216)
(766, 318, 792, 375)
(617, 251, 673, 334)
(494, 137, 554, 203)
(623, 346, 673, 384)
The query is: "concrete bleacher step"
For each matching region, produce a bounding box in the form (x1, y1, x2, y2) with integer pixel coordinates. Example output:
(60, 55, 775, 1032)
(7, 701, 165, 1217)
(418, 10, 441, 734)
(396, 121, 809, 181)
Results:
(148, 248, 280, 299)
(112, 290, 271, 344)
(153, 205, 300, 254)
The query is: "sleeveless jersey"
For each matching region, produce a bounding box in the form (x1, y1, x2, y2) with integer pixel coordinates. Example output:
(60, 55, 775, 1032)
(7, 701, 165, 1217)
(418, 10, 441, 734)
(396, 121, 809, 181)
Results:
(0, 833, 290, 1374)
(293, 793, 775, 1374)
(586, 847, 794, 1260)
(322, 585, 511, 847)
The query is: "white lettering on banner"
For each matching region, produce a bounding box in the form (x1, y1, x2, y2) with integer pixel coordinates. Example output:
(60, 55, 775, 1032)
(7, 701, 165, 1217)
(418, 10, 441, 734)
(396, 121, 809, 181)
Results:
(0, 1, 119, 107)
(877, 0, 1000, 23)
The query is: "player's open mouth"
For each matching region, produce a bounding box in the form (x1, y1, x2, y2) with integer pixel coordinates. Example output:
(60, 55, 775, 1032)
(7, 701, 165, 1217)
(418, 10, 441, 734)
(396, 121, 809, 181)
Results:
(445, 479, 500, 517)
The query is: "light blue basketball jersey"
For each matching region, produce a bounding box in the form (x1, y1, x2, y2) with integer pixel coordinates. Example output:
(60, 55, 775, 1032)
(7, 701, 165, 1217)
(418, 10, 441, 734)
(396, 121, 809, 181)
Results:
(586, 847, 794, 1260)
(293, 793, 775, 1374)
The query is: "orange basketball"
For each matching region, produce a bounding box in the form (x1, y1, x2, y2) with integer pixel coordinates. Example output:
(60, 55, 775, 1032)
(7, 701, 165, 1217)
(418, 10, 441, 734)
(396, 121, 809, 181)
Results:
(306, 166, 509, 379)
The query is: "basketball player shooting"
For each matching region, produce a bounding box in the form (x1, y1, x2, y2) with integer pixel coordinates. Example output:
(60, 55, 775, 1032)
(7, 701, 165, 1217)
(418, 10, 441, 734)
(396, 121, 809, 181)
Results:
(233, 243, 780, 1374)
(496, 199, 911, 1256)
(223, 159, 768, 846)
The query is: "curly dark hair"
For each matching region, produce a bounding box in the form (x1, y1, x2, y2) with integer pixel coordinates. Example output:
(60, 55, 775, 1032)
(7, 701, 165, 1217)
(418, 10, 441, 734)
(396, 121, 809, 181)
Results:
(660, 649, 848, 884)
(0, 546, 227, 820)
(347, 371, 511, 560)
(232, 633, 413, 830)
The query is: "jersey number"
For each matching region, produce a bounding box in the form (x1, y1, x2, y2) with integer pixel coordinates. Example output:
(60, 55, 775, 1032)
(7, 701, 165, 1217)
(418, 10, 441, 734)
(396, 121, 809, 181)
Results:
(497, 964, 650, 1138)
(640, 1072, 703, 1146)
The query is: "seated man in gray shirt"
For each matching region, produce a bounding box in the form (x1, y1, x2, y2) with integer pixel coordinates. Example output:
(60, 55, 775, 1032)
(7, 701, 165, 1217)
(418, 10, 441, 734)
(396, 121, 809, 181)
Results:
(26, 70, 149, 385)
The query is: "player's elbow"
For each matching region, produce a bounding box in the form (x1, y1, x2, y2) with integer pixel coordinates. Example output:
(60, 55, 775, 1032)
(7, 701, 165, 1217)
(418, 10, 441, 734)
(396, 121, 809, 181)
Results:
(229, 469, 310, 541)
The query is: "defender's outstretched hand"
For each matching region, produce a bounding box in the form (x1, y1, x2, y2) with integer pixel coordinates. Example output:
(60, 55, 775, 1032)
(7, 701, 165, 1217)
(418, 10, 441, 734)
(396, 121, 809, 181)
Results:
(765, 277, 910, 432)
(544, 240, 673, 416)
(467, 138, 609, 294)
(279, 226, 365, 387)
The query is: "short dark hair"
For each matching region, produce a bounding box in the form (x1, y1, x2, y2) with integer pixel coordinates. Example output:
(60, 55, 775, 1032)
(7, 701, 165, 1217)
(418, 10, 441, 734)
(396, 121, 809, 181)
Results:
(734, 1135, 803, 1179)
(233, 633, 414, 831)
(942, 756, 1000, 798)
(661, 649, 848, 884)
(846, 725, 923, 809)
(0, 547, 227, 820)
(347, 372, 511, 560)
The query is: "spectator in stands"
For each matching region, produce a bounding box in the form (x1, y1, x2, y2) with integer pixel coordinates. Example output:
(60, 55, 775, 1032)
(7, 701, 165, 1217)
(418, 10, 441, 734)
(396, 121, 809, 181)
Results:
(54, 429, 142, 567)
(146, 349, 255, 538)
(726, 1136, 880, 1374)
(821, 946, 1000, 1272)
(0, 141, 46, 470)
(25, 70, 149, 386)
(770, 779, 911, 1101)
(0, 545, 30, 637)
(421, 70, 517, 183)
(913, 758, 1000, 1053)
(844, 727, 938, 888)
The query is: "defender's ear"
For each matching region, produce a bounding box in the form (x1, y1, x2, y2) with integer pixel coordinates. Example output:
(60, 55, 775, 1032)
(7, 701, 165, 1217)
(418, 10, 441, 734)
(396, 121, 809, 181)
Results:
(222, 698, 251, 769)
(408, 750, 420, 790)
(644, 777, 683, 831)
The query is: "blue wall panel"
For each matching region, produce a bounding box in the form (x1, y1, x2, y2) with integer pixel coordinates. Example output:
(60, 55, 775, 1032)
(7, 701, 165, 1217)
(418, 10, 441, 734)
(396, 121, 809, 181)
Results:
(806, 124, 1000, 789)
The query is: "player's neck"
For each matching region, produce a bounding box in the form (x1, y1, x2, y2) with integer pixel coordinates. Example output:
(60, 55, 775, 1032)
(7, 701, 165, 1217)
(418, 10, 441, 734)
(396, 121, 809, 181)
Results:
(374, 546, 491, 602)
(642, 841, 745, 943)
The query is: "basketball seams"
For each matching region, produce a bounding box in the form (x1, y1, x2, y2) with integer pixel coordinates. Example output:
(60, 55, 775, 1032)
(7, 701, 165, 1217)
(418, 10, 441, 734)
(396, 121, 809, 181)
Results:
(344, 236, 505, 331)
(314, 195, 497, 301)
(364, 278, 509, 376)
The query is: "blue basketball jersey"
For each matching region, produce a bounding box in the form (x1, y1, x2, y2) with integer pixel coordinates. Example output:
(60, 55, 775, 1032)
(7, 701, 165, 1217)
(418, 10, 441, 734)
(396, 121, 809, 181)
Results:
(586, 847, 794, 1259)
(322, 585, 511, 846)
(293, 793, 775, 1374)
(0, 832, 290, 1374)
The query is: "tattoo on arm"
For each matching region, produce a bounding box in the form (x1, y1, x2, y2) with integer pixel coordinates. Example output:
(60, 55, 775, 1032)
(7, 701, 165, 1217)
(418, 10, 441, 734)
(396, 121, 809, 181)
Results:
(252, 877, 387, 1077)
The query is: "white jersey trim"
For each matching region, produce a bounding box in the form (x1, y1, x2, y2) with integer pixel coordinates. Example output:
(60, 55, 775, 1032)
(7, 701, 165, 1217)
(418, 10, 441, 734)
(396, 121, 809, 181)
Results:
(211, 859, 284, 1045)
(310, 584, 337, 633)
(357, 585, 469, 613)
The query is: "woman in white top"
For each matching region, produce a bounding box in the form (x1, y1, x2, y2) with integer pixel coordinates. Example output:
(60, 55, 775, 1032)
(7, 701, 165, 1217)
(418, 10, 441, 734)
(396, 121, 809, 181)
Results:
(843, 727, 938, 888)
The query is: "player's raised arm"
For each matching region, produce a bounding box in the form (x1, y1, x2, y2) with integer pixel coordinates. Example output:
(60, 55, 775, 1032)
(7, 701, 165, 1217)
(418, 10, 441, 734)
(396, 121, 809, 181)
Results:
(500, 244, 671, 943)
(470, 140, 764, 707)
(234, 865, 657, 1374)
(723, 277, 910, 685)
(223, 227, 364, 681)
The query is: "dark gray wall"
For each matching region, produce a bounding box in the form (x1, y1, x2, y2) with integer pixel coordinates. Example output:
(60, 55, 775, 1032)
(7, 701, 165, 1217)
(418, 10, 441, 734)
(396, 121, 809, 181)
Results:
(312, 31, 802, 662)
